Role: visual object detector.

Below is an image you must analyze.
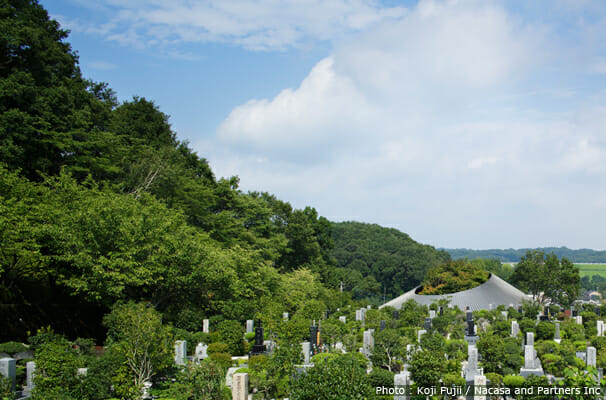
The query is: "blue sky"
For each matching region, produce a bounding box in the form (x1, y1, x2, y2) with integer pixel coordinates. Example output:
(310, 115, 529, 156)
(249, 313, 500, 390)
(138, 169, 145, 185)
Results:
(42, 0, 606, 250)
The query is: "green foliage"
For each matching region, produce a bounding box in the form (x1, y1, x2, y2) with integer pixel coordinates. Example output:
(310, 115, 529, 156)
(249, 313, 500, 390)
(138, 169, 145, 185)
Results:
(331, 222, 450, 299)
(290, 354, 373, 400)
(0, 341, 27, 354)
(510, 250, 579, 306)
(367, 368, 395, 388)
(470, 258, 513, 282)
(30, 332, 82, 399)
(208, 353, 233, 371)
(169, 361, 226, 400)
(370, 329, 406, 371)
(419, 259, 489, 295)
(207, 343, 229, 355)
(535, 321, 556, 341)
(217, 320, 245, 356)
(477, 332, 506, 374)
(409, 350, 443, 388)
(103, 302, 173, 395)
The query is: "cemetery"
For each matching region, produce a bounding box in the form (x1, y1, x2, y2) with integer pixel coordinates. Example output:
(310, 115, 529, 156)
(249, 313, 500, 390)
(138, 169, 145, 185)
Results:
(2, 273, 606, 399)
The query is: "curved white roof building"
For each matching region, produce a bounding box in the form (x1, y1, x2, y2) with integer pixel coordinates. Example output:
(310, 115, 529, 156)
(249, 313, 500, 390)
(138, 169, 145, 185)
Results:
(379, 274, 531, 311)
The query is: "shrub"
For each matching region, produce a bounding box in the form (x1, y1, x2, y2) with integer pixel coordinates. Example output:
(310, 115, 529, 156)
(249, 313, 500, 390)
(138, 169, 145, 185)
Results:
(0, 341, 28, 354)
(367, 368, 394, 388)
(208, 353, 232, 371)
(207, 343, 230, 355)
(485, 372, 503, 385)
(503, 375, 524, 390)
(535, 321, 555, 341)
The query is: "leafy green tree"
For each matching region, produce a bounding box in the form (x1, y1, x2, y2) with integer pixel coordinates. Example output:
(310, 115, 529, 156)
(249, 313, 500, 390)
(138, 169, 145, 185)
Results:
(217, 320, 245, 356)
(169, 360, 227, 400)
(30, 332, 82, 399)
(370, 329, 406, 372)
(103, 302, 173, 398)
(409, 349, 443, 389)
(477, 332, 506, 374)
(511, 251, 579, 306)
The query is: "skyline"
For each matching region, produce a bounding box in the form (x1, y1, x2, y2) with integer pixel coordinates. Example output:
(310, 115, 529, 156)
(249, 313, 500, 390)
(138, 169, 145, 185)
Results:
(42, 0, 606, 250)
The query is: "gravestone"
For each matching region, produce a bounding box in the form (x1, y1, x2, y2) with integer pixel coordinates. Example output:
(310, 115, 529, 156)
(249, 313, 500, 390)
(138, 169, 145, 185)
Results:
(232, 372, 248, 400)
(335, 342, 345, 353)
(26, 361, 35, 392)
(251, 322, 266, 355)
(489, 304, 493, 311)
(597, 320, 604, 337)
(587, 346, 597, 368)
(464, 346, 481, 381)
(0, 358, 16, 391)
(174, 341, 187, 366)
(544, 306, 550, 317)
(380, 320, 386, 331)
(246, 320, 254, 334)
(310, 324, 318, 350)
(439, 306, 444, 316)
(339, 316, 347, 324)
(195, 342, 208, 361)
(203, 319, 209, 334)
(429, 310, 436, 319)
(518, 305, 523, 314)
(501, 311, 508, 320)
(363, 329, 374, 358)
(367, 305, 372, 310)
(526, 332, 534, 347)
(576, 316, 583, 325)
(283, 312, 289, 321)
(301, 342, 311, 364)
(573, 310, 579, 317)
(520, 345, 544, 377)
(225, 367, 240, 388)
(554, 323, 561, 343)
(473, 375, 487, 400)
(596, 306, 601, 317)
(418, 329, 427, 343)
(393, 310, 399, 320)
(77, 368, 88, 376)
(424, 317, 432, 331)
(394, 369, 410, 400)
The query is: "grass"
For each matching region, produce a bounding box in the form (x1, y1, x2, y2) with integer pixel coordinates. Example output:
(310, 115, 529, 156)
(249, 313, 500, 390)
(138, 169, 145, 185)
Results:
(575, 264, 606, 278)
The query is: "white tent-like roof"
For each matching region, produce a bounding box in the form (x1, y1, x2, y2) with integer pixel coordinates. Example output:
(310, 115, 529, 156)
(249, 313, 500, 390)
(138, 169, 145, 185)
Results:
(379, 274, 531, 311)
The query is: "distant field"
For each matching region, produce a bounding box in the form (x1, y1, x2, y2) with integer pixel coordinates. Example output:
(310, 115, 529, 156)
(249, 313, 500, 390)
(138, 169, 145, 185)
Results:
(575, 264, 606, 278)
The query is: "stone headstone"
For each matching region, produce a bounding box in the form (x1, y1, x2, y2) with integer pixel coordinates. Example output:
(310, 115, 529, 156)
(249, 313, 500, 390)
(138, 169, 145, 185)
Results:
(339, 316, 346, 323)
(512, 321, 520, 337)
(283, 312, 289, 321)
(367, 305, 372, 310)
(429, 310, 436, 319)
(473, 375, 487, 400)
(394, 369, 410, 400)
(598, 321, 604, 337)
(518, 305, 523, 314)
(380, 320, 386, 331)
(466, 311, 473, 321)
(77, 368, 88, 376)
(501, 311, 508, 320)
(393, 310, 399, 320)
(587, 346, 597, 368)
(246, 320, 254, 334)
(0, 358, 16, 391)
(174, 341, 187, 366)
(576, 315, 583, 325)
(424, 317, 432, 330)
(363, 329, 374, 358)
(26, 361, 35, 392)
(489, 303, 493, 311)
(464, 346, 481, 381)
(439, 306, 444, 316)
(573, 310, 578, 317)
(225, 367, 240, 388)
(232, 373, 248, 400)
(251, 323, 266, 355)
(596, 306, 601, 316)
(310, 324, 318, 348)
(195, 342, 208, 361)
(524, 345, 535, 369)
(418, 329, 426, 343)
(467, 319, 475, 336)
(203, 319, 209, 333)
(526, 332, 534, 347)
(554, 323, 561, 343)
(301, 342, 311, 364)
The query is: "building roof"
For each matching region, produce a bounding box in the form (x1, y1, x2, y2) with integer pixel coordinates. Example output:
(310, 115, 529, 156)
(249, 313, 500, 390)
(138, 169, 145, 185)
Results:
(379, 273, 530, 311)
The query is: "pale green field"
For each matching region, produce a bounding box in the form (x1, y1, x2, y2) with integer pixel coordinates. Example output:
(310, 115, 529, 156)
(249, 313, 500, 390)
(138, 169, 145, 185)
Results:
(575, 263, 606, 278)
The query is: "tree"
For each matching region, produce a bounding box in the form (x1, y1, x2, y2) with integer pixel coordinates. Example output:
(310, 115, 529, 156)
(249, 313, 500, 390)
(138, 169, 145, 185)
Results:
(103, 302, 173, 398)
(510, 251, 579, 305)
(370, 329, 406, 372)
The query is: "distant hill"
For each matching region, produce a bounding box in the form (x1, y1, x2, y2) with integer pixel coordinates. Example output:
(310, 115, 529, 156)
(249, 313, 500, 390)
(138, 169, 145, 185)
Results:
(331, 222, 451, 300)
(443, 247, 606, 263)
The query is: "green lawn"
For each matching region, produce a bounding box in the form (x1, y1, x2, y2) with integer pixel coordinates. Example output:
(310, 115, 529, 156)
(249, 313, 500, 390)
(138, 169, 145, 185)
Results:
(575, 263, 606, 278)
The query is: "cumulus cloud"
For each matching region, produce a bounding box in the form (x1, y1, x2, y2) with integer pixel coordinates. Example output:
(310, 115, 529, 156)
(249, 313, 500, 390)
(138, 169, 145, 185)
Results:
(210, 0, 606, 249)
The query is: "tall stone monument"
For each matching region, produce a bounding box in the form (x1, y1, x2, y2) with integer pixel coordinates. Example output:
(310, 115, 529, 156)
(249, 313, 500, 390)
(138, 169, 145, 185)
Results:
(232, 373, 249, 400)
(174, 341, 187, 366)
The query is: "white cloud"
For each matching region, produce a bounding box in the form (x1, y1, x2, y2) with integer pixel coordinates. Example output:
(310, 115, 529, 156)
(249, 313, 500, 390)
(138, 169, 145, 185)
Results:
(209, 0, 606, 249)
(62, 0, 407, 51)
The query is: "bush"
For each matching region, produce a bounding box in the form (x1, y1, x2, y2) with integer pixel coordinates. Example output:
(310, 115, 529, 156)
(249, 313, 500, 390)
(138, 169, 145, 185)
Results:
(367, 368, 394, 388)
(503, 375, 524, 389)
(209, 353, 233, 371)
(207, 343, 230, 355)
(519, 319, 536, 334)
(0, 341, 28, 354)
(217, 320, 246, 356)
(485, 372, 503, 385)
